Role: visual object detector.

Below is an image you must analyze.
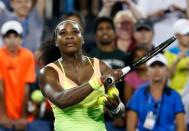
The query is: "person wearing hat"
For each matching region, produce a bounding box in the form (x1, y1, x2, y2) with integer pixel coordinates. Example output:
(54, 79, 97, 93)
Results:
(164, 19, 189, 94)
(0, 0, 45, 52)
(134, 18, 155, 51)
(126, 54, 186, 131)
(0, 20, 35, 130)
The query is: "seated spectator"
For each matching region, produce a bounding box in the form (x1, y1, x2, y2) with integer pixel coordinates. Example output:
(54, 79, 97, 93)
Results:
(0, 20, 35, 130)
(127, 54, 186, 131)
(124, 46, 149, 101)
(0, 0, 45, 52)
(164, 19, 189, 94)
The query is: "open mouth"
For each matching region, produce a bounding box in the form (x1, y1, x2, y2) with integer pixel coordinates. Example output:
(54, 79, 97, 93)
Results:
(102, 34, 109, 39)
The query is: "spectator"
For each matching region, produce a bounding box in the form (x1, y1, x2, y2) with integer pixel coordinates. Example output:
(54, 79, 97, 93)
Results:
(127, 54, 186, 131)
(187, 0, 189, 18)
(89, 17, 130, 130)
(134, 18, 155, 51)
(137, 0, 187, 47)
(98, 0, 144, 19)
(114, 10, 137, 52)
(124, 46, 149, 101)
(78, 0, 100, 16)
(61, 11, 86, 29)
(0, 0, 45, 52)
(164, 19, 189, 94)
(0, 20, 35, 130)
(182, 80, 189, 131)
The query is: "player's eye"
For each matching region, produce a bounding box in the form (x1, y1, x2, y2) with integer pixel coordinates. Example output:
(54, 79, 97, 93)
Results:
(73, 30, 79, 34)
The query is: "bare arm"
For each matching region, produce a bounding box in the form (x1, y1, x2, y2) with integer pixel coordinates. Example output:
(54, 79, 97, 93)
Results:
(99, 61, 125, 116)
(36, 0, 46, 17)
(98, 0, 145, 19)
(168, 52, 186, 78)
(0, 80, 6, 116)
(21, 84, 30, 118)
(122, 0, 145, 19)
(39, 66, 95, 109)
(127, 110, 138, 131)
(175, 113, 186, 131)
(187, 0, 189, 18)
(98, 0, 115, 17)
(0, 1, 6, 13)
(168, 58, 180, 78)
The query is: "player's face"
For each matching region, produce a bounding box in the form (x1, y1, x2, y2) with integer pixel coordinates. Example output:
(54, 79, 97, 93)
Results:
(3, 33, 22, 52)
(147, 62, 168, 83)
(56, 21, 83, 54)
(96, 21, 116, 45)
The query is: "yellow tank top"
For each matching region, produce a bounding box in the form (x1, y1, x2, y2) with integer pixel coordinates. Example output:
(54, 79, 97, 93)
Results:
(46, 57, 106, 131)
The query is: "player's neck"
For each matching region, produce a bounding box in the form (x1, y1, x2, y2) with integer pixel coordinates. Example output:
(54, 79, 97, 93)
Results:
(62, 53, 84, 65)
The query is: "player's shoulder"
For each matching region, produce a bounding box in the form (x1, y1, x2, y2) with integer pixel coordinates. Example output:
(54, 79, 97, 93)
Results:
(40, 61, 60, 76)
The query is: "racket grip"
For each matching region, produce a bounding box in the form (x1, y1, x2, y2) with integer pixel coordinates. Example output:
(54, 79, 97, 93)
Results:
(105, 66, 131, 85)
(121, 66, 131, 76)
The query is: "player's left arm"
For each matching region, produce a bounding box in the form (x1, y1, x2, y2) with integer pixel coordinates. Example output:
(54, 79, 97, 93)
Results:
(99, 60, 125, 116)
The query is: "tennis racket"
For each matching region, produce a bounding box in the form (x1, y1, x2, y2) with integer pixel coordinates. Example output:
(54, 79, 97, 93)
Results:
(106, 36, 176, 85)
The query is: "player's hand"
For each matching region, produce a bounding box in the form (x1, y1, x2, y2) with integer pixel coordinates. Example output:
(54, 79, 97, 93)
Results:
(100, 69, 123, 86)
(104, 95, 120, 111)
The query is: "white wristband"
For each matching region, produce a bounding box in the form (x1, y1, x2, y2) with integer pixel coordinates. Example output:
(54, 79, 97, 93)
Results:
(111, 102, 125, 114)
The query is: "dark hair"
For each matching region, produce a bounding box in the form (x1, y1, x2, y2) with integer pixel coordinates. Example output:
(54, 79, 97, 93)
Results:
(61, 11, 86, 28)
(2, 30, 22, 38)
(54, 20, 83, 41)
(40, 38, 61, 65)
(131, 45, 149, 61)
(94, 17, 115, 33)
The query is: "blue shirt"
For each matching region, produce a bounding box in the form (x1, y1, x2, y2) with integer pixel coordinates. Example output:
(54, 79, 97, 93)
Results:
(127, 83, 185, 131)
(168, 46, 189, 56)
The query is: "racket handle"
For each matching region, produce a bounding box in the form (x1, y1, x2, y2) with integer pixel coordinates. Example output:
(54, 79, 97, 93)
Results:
(105, 66, 131, 85)
(121, 66, 131, 76)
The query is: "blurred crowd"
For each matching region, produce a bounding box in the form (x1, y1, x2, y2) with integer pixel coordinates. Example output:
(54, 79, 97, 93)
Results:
(0, 0, 189, 131)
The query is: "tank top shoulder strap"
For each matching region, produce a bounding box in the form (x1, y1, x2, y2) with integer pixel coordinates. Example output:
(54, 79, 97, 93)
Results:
(45, 63, 64, 86)
(87, 57, 102, 77)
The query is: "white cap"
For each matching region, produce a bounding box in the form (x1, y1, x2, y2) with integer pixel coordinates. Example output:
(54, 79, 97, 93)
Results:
(1, 20, 23, 35)
(146, 54, 167, 66)
(173, 19, 189, 35)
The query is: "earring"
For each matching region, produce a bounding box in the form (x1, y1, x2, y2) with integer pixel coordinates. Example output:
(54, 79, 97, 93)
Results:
(82, 39, 85, 45)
